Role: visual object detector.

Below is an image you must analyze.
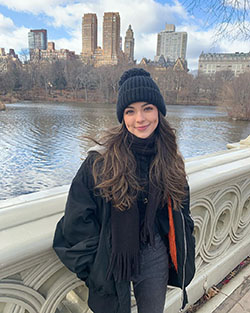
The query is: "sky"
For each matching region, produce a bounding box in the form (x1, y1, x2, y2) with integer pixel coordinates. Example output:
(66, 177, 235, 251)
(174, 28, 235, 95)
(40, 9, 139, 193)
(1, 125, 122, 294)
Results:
(0, 0, 249, 70)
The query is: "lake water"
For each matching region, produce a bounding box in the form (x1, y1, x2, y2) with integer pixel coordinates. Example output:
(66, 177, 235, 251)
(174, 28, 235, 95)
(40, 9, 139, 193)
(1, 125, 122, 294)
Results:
(1, 102, 250, 201)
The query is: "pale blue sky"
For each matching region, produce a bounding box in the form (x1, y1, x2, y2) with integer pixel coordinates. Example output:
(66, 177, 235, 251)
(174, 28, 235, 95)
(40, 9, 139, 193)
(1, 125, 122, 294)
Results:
(0, 0, 249, 70)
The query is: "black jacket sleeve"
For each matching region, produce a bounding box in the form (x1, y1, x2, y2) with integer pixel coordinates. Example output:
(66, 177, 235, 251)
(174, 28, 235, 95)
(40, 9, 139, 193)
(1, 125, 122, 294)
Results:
(181, 184, 194, 233)
(169, 183, 196, 286)
(53, 153, 101, 281)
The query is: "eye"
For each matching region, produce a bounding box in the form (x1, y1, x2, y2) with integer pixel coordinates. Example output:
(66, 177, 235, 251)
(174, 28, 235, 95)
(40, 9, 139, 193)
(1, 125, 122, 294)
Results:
(125, 109, 134, 114)
(144, 106, 154, 111)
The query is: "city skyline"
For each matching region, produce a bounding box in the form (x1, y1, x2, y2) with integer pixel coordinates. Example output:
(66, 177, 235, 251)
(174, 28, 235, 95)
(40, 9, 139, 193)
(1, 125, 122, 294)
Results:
(0, 0, 249, 70)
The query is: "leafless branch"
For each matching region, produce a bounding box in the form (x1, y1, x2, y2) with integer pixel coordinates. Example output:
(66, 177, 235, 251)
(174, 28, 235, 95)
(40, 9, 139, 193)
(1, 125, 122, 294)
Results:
(183, 0, 250, 40)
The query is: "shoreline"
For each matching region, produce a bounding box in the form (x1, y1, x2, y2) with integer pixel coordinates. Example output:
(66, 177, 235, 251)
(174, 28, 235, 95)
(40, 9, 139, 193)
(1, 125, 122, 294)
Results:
(1, 94, 249, 121)
(0, 88, 220, 107)
(0, 94, 218, 107)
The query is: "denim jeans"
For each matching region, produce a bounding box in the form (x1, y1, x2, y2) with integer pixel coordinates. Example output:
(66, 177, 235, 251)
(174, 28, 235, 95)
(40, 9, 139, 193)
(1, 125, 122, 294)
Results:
(131, 233, 169, 313)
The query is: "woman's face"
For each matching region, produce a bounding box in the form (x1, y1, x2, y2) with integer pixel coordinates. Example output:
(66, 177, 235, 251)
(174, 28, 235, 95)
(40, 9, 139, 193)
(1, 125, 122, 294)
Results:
(123, 102, 159, 139)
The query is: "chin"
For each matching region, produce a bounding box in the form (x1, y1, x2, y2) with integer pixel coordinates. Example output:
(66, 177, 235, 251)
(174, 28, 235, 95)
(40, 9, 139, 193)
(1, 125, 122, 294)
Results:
(134, 132, 152, 139)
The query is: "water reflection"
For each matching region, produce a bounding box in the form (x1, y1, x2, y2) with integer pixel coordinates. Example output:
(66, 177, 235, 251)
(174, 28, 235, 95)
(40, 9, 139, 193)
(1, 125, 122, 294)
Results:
(1, 102, 250, 201)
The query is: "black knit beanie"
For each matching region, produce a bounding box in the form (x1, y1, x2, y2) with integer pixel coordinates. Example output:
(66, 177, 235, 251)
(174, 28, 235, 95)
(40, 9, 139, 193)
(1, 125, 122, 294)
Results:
(116, 68, 166, 123)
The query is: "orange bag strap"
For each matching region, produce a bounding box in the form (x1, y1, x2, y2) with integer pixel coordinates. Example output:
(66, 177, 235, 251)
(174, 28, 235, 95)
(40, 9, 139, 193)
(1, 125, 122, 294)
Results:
(168, 197, 178, 272)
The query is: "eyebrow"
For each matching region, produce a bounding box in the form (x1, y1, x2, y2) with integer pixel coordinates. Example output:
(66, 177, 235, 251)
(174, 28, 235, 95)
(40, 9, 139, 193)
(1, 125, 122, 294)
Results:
(126, 103, 151, 109)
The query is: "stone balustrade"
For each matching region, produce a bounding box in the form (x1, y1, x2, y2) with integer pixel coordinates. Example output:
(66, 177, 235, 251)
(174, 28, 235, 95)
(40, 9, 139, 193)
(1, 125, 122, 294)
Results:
(0, 145, 250, 313)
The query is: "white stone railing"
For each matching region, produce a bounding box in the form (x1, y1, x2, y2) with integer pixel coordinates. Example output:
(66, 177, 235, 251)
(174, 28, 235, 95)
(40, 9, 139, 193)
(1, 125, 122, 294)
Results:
(0, 146, 250, 313)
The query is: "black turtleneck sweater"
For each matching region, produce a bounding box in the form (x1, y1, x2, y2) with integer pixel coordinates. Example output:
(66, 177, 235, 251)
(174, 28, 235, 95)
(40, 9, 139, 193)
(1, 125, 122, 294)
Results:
(128, 133, 157, 226)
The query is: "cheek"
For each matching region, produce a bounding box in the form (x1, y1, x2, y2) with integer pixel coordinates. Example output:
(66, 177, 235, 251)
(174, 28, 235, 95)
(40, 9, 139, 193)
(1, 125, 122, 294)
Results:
(153, 113, 159, 126)
(123, 115, 131, 129)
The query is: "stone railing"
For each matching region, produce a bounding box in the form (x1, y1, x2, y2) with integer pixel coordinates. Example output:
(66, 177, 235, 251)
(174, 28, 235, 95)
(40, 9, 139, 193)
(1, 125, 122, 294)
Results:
(0, 145, 250, 313)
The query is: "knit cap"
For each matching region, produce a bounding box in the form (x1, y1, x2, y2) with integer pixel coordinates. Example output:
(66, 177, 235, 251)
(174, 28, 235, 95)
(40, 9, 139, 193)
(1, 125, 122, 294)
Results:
(116, 68, 166, 123)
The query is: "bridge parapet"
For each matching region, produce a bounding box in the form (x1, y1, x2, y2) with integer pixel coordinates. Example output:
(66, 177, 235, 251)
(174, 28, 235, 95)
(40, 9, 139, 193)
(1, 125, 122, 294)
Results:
(0, 145, 250, 313)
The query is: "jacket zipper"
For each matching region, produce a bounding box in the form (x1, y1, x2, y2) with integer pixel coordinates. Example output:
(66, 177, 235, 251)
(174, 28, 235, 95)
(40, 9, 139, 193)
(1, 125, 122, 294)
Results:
(180, 210, 187, 312)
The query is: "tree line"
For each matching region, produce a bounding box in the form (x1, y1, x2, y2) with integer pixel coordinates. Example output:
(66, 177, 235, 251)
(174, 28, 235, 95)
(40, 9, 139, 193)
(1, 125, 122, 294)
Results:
(0, 58, 249, 120)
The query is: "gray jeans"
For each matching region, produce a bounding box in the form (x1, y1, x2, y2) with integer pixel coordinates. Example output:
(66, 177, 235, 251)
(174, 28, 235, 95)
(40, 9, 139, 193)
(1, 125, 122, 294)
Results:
(131, 233, 169, 313)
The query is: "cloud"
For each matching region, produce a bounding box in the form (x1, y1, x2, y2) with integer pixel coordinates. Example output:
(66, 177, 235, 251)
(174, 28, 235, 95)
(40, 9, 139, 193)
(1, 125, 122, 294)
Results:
(219, 38, 250, 52)
(0, 0, 68, 14)
(52, 28, 81, 53)
(46, 2, 94, 29)
(0, 14, 29, 51)
(0, 26, 29, 52)
(0, 13, 15, 31)
(135, 32, 158, 62)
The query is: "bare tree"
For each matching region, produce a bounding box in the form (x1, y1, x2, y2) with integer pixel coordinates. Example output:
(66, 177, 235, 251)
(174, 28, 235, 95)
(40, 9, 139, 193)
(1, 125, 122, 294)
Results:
(149, 67, 195, 104)
(64, 59, 84, 98)
(184, 0, 250, 40)
(19, 49, 30, 64)
(26, 60, 41, 90)
(0, 60, 22, 94)
(222, 72, 250, 119)
(49, 60, 67, 91)
(96, 65, 128, 103)
(76, 65, 96, 102)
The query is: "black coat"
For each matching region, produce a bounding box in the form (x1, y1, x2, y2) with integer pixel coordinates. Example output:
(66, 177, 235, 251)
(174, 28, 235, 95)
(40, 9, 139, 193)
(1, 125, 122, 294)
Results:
(53, 151, 195, 313)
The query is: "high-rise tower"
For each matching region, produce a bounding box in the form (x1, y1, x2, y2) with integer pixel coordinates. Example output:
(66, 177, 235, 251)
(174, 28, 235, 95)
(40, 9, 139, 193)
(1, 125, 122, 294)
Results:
(82, 13, 97, 56)
(103, 12, 120, 62)
(124, 25, 135, 62)
(28, 29, 47, 59)
(28, 29, 47, 50)
(155, 24, 187, 63)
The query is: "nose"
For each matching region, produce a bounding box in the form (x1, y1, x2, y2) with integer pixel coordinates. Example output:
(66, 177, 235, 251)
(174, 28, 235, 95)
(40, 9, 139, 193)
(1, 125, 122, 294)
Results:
(135, 110, 145, 123)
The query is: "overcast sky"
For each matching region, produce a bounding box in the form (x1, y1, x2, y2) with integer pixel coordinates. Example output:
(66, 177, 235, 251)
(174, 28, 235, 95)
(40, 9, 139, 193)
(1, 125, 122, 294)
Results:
(0, 0, 249, 70)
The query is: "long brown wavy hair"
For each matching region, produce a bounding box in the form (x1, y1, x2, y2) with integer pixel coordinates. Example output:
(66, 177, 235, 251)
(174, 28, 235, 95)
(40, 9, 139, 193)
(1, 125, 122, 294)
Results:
(91, 113, 187, 211)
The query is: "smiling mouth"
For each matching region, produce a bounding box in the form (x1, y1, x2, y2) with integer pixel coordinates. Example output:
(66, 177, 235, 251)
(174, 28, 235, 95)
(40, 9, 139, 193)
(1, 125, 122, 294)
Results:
(136, 125, 149, 130)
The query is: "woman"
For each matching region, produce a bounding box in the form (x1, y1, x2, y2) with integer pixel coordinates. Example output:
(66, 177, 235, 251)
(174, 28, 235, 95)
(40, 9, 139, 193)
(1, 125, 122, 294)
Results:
(53, 68, 195, 313)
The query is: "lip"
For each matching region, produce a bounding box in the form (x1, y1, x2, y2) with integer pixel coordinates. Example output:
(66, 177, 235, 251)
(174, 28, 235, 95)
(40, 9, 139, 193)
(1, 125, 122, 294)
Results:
(136, 125, 149, 131)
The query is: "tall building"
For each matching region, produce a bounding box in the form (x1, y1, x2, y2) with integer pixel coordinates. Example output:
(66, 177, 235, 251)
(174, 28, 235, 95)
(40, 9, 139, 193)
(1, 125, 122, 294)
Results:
(124, 25, 135, 62)
(28, 29, 47, 51)
(103, 12, 120, 62)
(28, 29, 47, 60)
(155, 24, 187, 63)
(0, 48, 20, 72)
(82, 13, 97, 56)
(198, 52, 250, 76)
